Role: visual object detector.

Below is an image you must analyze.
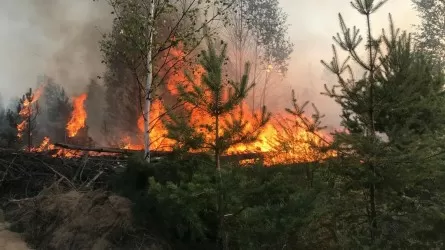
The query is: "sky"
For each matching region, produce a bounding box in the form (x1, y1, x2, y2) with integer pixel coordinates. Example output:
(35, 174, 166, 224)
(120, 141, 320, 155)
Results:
(0, 0, 420, 126)
(274, 0, 420, 126)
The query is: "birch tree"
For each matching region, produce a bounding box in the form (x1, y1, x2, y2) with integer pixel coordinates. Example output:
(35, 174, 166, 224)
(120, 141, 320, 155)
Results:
(412, 0, 445, 66)
(164, 38, 270, 248)
(100, 0, 236, 162)
(224, 0, 293, 109)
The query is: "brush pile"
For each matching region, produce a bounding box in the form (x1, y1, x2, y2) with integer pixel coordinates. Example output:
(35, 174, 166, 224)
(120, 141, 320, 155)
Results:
(0, 148, 125, 204)
(0, 149, 164, 249)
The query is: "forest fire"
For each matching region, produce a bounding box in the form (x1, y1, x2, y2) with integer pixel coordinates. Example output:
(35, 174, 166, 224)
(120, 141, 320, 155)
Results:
(22, 45, 334, 165)
(17, 87, 44, 139)
(66, 93, 88, 137)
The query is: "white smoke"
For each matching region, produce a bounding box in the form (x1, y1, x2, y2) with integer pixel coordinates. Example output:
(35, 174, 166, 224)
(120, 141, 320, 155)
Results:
(277, 0, 419, 127)
(0, 0, 112, 105)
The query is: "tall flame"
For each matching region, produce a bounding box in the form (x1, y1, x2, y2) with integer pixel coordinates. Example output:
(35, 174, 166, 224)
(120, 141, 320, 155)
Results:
(118, 44, 336, 165)
(66, 93, 87, 137)
(30, 44, 336, 165)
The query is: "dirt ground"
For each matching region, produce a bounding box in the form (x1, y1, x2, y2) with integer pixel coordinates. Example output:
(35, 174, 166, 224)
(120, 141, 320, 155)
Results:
(0, 222, 29, 250)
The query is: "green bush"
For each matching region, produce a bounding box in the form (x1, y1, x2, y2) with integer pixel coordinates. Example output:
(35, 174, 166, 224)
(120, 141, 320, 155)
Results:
(111, 155, 321, 249)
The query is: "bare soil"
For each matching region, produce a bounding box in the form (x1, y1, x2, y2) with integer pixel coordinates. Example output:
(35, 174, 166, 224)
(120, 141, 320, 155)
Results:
(0, 222, 29, 250)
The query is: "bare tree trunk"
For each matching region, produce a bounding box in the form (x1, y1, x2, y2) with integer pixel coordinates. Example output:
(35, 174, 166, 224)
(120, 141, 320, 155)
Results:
(144, 0, 155, 163)
(27, 113, 32, 152)
(215, 108, 226, 249)
(215, 114, 220, 171)
(366, 12, 377, 243)
(252, 40, 258, 112)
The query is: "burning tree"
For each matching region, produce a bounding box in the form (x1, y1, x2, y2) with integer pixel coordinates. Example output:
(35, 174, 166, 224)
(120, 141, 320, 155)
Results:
(41, 79, 72, 143)
(165, 39, 270, 247)
(166, 39, 270, 169)
(270, 89, 335, 182)
(100, 0, 238, 162)
(17, 88, 41, 152)
(66, 93, 94, 147)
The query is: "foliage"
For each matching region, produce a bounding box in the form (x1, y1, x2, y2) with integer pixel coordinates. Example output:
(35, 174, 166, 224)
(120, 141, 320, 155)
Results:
(163, 38, 270, 248)
(41, 79, 72, 142)
(223, 0, 293, 110)
(315, 0, 445, 247)
(236, 0, 293, 74)
(0, 107, 20, 148)
(374, 26, 445, 141)
(17, 88, 40, 151)
(99, 0, 238, 157)
(165, 39, 270, 161)
(99, 0, 236, 113)
(112, 155, 319, 250)
(85, 79, 106, 143)
(412, 0, 445, 65)
(3, 1, 445, 249)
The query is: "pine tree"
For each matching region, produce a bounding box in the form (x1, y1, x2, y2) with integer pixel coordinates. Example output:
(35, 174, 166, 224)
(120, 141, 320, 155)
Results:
(166, 39, 270, 169)
(41, 79, 72, 143)
(1, 109, 20, 148)
(17, 88, 40, 152)
(165, 38, 270, 248)
(317, 0, 445, 247)
(321, 1, 385, 242)
(100, 0, 237, 162)
(85, 79, 106, 144)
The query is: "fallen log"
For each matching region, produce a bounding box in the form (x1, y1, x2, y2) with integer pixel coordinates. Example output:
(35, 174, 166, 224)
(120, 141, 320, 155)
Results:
(53, 142, 173, 157)
(53, 142, 264, 163)
(54, 143, 139, 154)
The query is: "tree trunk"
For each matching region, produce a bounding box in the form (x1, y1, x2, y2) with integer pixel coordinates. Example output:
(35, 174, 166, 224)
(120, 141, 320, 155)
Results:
(366, 13, 377, 242)
(143, 0, 155, 163)
(215, 111, 226, 249)
(252, 40, 258, 112)
(27, 111, 32, 152)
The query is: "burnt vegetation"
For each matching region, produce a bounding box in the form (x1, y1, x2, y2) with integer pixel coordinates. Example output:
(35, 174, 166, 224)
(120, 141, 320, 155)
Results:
(1, 0, 445, 249)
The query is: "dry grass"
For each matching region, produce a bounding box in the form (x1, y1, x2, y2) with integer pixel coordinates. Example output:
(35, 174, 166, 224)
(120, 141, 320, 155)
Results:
(9, 185, 153, 249)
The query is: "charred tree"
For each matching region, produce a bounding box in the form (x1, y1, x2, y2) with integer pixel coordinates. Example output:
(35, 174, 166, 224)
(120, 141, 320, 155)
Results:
(17, 88, 40, 152)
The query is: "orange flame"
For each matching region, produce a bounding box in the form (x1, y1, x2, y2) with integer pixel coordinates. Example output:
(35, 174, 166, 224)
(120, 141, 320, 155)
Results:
(66, 93, 87, 137)
(17, 86, 43, 139)
(33, 136, 113, 158)
(30, 44, 336, 165)
(117, 44, 336, 165)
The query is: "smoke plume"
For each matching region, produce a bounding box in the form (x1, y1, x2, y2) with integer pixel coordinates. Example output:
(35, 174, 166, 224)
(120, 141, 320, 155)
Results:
(0, 0, 419, 130)
(276, 0, 419, 127)
(0, 0, 112, 104)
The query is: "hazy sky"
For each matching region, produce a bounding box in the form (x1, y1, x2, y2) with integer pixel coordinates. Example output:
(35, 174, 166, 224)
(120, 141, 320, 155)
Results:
(0, 0, 111, 106)
(0, 0, 419, 125)
(274, 0, 419, 125)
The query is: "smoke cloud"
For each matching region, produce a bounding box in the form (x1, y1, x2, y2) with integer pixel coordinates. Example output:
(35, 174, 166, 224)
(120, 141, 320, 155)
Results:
(0, 0, 419, 129)
(0, 0, 112, 105)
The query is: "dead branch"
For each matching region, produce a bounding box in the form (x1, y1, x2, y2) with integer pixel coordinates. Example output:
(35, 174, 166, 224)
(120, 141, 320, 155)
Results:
(54, 142, 140, 154)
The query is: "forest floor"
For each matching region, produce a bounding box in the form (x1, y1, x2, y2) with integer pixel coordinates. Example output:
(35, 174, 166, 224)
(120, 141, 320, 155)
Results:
(0, 150, 164, 249)
(0, 220, 29, 250)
